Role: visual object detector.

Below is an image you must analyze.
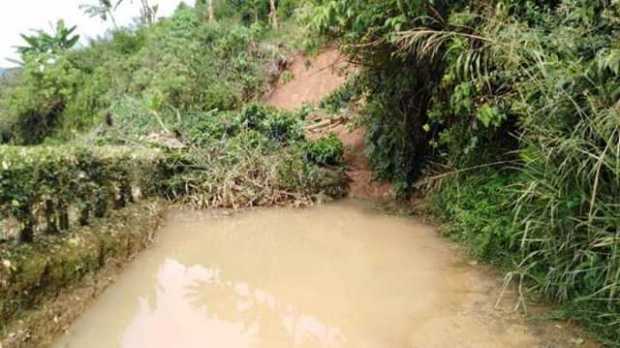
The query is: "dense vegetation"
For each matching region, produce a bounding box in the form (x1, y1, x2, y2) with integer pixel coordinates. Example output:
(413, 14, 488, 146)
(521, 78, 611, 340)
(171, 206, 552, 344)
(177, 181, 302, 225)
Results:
(1, 0, 619, 345)
(308, 0, 620, 344)
(0, 2, 349, 233)
(1, 6, 274, 143)
(0, 146, 161, 243)
(0, 2, 348, 342)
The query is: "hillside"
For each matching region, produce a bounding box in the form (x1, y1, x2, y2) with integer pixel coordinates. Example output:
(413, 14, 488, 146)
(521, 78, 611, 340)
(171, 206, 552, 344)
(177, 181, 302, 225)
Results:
(0, 1, 618, 347)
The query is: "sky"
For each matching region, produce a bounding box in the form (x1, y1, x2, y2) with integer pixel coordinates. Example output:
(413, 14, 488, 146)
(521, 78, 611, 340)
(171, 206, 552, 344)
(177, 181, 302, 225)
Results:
(0, 0, 196, 67)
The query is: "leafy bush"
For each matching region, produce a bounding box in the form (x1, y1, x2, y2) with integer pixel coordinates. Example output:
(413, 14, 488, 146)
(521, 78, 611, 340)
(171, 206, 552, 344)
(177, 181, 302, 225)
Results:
(304, 134, 344, 166)
(0, 4, 284, 144)
(0, 146, 162, 243)
(260, 109, 303, 143)
(319, 77, 359, 114)
(185, 110, 240, 146)
(429, 170, 520, 262)
(311, 0, 620, 343)
(156, 103, 346, 208)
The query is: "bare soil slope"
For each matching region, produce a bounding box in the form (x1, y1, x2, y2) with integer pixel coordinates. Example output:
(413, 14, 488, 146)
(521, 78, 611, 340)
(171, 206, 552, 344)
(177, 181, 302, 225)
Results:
(266, 49, 392, 200)
(266, 49, 348, 110)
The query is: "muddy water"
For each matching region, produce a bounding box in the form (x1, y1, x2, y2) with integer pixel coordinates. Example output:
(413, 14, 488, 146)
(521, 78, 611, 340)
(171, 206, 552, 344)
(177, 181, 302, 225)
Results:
(52, 200, 584, 348)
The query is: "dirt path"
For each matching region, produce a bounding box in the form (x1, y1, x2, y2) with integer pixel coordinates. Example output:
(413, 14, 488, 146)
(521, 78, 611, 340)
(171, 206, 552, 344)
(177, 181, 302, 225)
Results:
(266, 49, 392, 200)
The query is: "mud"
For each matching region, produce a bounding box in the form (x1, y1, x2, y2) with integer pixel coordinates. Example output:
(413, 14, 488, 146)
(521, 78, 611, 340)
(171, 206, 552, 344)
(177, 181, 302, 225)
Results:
(52, 200, 592, 348)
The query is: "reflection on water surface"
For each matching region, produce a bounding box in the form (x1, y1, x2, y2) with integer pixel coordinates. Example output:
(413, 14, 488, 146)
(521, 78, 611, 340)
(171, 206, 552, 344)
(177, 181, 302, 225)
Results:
(53, 200, 549, 348)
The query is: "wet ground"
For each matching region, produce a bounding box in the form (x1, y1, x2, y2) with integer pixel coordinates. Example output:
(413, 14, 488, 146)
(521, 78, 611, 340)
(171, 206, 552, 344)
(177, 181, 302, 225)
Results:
(52, 200, 592, 348)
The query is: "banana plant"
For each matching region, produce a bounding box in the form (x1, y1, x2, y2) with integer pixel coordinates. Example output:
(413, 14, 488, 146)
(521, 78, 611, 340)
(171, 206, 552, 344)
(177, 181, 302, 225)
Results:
(80, 0, 125, 29)
(15, 20, 80, 59)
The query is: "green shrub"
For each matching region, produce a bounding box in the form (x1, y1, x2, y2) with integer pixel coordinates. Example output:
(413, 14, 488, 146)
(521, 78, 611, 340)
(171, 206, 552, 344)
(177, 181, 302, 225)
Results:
(0, 4, 281, 145)
(430, 170, 520, 262)
(235, 103, 268, 129)
(0, 146, 162, 243)
(319, 77, 358, 114)
(304, 134, 344, 166)
(261, 111, 303, 143)
(186, 110, 240, 146)
(312, 0, 620, 343)
(181, 104, 302, 147)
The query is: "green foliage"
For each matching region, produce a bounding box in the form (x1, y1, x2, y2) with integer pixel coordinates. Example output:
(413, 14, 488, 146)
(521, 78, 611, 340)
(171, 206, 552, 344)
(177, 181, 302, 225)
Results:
(304, 134, 344, 166)
(4, 54, 83, 144)
(235, 104, 302, 143)
(0, 4, 282, 145)
(80, 0, 124, 28)
(15, 20, 80, 61)
(312, 0, 620, 343)
(319, 77, 358, 114)
(310, 0, 451, 192)
(260, 109, 303, 143)
(430, 170, 520, 262)
(169, 104, 303, 147)
(155, 103, 346, 208)
(0, 146, 162, 243)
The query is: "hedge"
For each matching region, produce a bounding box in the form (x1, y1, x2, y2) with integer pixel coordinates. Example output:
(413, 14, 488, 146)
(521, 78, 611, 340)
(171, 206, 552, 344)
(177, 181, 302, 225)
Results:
(0, 146, 163, 244)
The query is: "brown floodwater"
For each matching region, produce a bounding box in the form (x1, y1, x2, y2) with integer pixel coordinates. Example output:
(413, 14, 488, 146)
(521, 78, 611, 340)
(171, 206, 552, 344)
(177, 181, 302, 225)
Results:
(52, 200, 590, 348)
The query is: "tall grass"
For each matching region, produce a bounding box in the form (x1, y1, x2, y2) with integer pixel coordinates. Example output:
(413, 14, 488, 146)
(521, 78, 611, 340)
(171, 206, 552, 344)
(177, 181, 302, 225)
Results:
(311, 0, 620, 343)
(420, 3, 620, 343)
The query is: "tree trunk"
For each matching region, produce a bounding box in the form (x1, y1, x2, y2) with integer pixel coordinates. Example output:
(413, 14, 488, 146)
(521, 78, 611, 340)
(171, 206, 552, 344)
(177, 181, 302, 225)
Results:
(208, 0, 215, 22)
(44, 200, 59, 234)
(269, 0, 278, 30)
(19, 215, 34, 243)
(108, 12, 119, 30)
(139, 0, 157, 25)
(58, 200, 70, 231)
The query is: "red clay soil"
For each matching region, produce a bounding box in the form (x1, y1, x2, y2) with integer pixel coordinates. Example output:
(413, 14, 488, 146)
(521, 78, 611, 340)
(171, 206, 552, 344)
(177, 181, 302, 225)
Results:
(266, 49, 392, 200)
(331, 127, 392, 200)
(266, 49, 349, 110)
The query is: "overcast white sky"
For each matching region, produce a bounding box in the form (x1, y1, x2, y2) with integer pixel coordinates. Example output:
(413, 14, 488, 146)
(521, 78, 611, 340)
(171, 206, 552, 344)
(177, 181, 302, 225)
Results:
(0, 0, 196, 67)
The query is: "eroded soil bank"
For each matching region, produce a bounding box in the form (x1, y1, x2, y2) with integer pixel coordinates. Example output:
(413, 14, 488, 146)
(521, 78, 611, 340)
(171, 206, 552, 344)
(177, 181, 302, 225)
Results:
(53, 200, 593, 348)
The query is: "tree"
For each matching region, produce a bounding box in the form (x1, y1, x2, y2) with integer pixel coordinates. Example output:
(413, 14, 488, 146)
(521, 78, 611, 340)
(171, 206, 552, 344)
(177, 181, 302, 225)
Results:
(137, 0, 159, 25)
(269, 0, 278, 30)
(208, 0, 215, 22)
(196, 0, 216, 22)
(80, 0, 124, 30)
(16, 20, 80, 58)
(81, 0, 158, 27)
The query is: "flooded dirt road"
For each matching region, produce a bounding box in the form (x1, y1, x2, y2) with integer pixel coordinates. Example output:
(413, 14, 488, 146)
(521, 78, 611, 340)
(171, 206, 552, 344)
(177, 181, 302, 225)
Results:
(52, 200, 590, 348)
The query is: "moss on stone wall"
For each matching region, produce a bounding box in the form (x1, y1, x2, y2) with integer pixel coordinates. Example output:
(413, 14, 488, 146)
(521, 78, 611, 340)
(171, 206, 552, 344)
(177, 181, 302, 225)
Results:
(0, 199, 166, 348)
